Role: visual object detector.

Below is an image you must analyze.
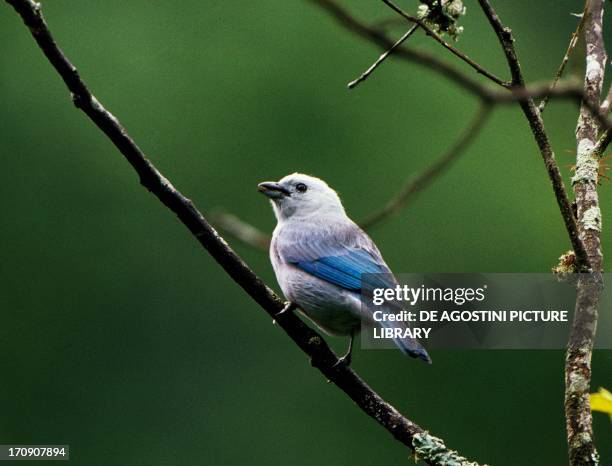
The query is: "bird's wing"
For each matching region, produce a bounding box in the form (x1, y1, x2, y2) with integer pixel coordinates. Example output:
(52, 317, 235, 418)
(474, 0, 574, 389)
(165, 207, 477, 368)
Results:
(277, 221, 396, 292)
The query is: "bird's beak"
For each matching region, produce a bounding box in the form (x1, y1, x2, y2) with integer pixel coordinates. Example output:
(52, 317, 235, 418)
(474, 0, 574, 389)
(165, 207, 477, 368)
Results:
(258, 181, 290, 199)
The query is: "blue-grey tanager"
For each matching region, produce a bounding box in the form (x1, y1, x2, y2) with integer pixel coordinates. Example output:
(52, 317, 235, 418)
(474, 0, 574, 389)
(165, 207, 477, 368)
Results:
(258, 173, 431, 365)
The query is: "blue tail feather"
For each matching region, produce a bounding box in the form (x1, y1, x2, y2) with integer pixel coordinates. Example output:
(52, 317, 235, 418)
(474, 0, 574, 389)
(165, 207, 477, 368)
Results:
(380, 319, 432, 364)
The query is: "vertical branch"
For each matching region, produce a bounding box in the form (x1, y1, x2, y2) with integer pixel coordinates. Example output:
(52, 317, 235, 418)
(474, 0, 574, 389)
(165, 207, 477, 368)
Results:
(574, 2, 606, 270)
(566, 1, 607, 465)
(539, 3, 589, 113)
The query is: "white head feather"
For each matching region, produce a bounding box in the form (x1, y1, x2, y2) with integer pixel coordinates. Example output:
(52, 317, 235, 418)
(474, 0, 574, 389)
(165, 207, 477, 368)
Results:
(258, 173, 346, 222)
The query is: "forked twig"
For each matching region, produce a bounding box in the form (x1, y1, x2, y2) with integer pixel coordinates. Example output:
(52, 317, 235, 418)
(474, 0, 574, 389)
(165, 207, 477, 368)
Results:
(348, 23, 419, 89)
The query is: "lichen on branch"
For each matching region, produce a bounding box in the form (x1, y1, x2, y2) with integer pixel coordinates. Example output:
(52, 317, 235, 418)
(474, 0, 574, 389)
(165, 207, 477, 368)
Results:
(417, 0, 466, 40)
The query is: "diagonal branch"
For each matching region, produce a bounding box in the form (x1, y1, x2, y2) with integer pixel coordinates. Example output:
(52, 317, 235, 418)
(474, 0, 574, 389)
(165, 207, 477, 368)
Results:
(348, 23, 419, 89)
(476, 1, 523, 85)
(361, 103, 492, 229)
(538, 2, 589, 114)
(4, 0, 485, 464)
(477, 0, 591, 272)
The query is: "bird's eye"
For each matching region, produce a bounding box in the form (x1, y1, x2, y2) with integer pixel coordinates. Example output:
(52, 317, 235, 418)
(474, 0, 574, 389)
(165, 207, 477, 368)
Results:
(295, 183, 308, 193)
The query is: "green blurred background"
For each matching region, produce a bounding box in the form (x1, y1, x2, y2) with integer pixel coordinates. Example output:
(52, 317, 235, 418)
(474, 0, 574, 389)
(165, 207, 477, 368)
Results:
(1, 1, 611, 464)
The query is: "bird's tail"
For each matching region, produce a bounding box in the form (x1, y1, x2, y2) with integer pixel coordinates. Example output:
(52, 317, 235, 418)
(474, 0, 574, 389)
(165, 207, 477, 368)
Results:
(379, 318, 432, 364)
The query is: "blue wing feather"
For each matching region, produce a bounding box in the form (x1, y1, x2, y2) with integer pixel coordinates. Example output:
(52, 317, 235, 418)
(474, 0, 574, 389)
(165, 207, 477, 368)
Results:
(275, 220, 397, 292)
(291, 249, 393, 291)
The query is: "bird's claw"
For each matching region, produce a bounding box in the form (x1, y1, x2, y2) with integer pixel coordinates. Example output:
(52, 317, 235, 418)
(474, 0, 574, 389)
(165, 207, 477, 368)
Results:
(275, 302, 296, 318)
(332, 354, 352, 368)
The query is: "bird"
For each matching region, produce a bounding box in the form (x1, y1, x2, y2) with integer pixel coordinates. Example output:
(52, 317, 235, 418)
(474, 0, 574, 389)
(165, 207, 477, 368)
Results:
(258, 173, 431, 366)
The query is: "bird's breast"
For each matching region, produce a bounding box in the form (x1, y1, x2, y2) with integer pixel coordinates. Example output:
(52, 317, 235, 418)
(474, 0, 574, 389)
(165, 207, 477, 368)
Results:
(273, 261, 361, 336)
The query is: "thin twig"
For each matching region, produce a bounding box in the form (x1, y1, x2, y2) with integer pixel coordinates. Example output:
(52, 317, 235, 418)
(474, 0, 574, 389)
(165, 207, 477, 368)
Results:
(309, 0, 492, 97)
(593, 128, 611, 157)
(380, 0, 509, 88)
(348, 23, 418, 89)
(477, 0, 591, 272)
(538, 3, 588, 114)
(4, 1, 485, 464)
(600, 83, 612, 113)
(565, 0, 607, 463)
(361, 103, 493, 229)
(212, 211, 271, 250)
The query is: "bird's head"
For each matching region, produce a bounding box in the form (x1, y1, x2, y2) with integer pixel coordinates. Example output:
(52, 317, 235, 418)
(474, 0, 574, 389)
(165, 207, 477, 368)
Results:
(258, 173, 345, 221)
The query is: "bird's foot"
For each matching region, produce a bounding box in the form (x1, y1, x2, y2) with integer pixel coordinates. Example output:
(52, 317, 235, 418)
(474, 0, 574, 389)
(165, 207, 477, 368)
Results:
(332, 353, 352, 368)
(275, 301, 296, 318)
